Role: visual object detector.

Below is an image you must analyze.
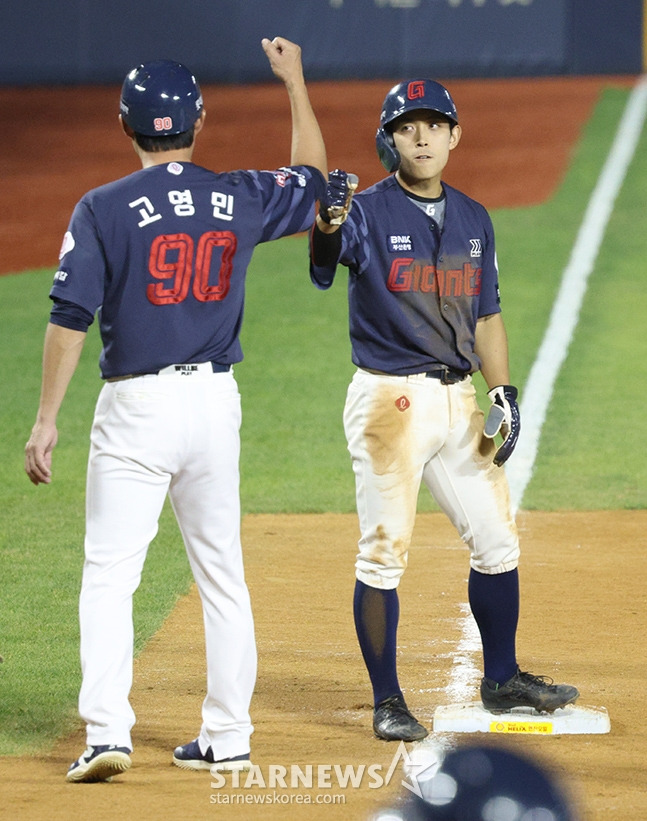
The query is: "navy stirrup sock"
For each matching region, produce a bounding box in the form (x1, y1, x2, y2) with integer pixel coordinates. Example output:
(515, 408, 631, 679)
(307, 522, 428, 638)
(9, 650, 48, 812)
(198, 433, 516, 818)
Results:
(468, 567, 519, 685)
(353, 580, 401, 706)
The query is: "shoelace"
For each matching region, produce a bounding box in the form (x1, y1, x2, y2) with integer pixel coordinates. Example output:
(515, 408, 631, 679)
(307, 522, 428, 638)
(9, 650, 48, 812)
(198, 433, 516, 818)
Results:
(383, 698, 414, 718)
(517, 671, 556, 688)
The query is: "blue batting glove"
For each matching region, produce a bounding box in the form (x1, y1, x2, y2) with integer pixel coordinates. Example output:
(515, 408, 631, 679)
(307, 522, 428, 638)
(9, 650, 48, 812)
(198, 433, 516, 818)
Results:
(319, 169, 359, 225)
(484, 385, 520, 466)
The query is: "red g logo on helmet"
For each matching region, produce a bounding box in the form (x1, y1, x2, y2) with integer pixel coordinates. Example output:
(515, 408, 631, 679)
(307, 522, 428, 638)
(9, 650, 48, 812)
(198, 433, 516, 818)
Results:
(407, 81, 425, 100)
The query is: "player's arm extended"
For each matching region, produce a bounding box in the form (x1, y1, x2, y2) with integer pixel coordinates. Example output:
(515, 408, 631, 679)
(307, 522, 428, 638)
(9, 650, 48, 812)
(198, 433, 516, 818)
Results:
(25, 323, 87, 485)
(310, 220, 342, 289)
(261, 37, 327, 179)
(309, 170, 359, 287)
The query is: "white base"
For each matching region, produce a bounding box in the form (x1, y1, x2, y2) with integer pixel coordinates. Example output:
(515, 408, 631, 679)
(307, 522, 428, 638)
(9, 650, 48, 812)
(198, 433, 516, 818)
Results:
(432, 701, 610, 735)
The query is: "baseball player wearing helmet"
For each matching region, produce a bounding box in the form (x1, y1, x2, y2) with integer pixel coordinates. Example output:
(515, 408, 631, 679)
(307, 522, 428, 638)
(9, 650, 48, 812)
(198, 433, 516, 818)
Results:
(383, 744, 578, 820)
(310, 79, 579, 741)
(25, 37, 327, 782)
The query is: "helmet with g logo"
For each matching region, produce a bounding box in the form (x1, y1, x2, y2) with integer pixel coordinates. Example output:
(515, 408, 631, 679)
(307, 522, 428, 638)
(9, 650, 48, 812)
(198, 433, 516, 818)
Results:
(375, 79, 458, 173)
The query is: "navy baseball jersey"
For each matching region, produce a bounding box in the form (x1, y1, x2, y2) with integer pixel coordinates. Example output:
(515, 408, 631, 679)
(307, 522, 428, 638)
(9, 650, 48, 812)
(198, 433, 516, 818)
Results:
(310, 177, 500, 375)
(52, 162, 325, 379)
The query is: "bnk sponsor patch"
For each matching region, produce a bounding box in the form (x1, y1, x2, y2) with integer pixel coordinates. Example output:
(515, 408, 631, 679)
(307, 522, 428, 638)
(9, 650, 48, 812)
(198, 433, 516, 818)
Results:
(388, 234, 413, 252)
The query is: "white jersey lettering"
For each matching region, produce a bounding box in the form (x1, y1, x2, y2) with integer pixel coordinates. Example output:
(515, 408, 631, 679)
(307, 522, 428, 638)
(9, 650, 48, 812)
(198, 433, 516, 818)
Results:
(168, 189, 196, 216)
(129, 196, 163, 228)
(212, 192, 234, 221)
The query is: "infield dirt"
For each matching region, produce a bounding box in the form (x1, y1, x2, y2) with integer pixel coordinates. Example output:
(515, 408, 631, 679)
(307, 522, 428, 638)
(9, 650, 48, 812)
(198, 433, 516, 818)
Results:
(2, 77, 644, 821)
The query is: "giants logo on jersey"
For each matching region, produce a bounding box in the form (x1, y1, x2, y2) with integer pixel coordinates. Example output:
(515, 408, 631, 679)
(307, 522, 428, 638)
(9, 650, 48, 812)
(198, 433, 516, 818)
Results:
(387, 258, 482, 297)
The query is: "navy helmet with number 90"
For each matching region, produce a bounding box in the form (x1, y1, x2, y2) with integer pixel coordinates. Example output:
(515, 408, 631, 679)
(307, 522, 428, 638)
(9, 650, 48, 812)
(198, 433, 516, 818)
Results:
(119, 59, 204, 137)
(375, 79, 458, 173)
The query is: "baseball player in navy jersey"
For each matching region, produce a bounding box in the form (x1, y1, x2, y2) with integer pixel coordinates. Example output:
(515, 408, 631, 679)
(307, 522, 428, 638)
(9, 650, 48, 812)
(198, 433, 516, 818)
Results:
(24, 37, 327, 782)
(310, 79, 579, 741)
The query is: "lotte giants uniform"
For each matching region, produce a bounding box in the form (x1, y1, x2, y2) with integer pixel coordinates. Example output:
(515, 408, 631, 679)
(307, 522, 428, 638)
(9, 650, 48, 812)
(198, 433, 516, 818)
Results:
(310, 177, 519, 589)
(53, 161, 324, 756)
(53, 162, 321, 378)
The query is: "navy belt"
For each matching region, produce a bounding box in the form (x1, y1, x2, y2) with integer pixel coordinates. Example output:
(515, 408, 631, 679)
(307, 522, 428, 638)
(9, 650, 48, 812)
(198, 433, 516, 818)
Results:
(424, 366, 468, 385)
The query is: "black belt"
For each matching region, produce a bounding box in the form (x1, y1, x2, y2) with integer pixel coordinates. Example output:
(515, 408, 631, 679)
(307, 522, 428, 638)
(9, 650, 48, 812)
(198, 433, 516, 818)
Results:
(106, 361, 230, 382)
(363, 366, 468, 384)
(206, 362, 231, 373)
(424, 366, 468, 384)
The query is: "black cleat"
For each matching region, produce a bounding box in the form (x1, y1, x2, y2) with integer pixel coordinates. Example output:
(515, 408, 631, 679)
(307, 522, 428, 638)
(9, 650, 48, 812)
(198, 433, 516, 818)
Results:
(373, 694, 429, 741)
(481, 668, 579, 714)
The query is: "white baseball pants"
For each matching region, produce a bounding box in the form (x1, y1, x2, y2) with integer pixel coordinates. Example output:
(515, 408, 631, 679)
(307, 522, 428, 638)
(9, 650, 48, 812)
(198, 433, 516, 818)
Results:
(78, 365, 256, 759)
(343, 368, 519, 590)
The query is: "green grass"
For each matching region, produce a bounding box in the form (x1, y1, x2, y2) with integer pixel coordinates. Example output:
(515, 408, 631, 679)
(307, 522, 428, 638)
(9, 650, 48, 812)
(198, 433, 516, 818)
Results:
(0, 84, 644, 753)
(1, 272, 195, 752)
(236, 257, 356, 512)
(522, 90, 647, 508)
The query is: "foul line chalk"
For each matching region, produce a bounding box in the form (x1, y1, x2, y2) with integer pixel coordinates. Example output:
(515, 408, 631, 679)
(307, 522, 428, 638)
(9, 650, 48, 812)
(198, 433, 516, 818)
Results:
(506, 75, 647, 514)
(440, 76, 647, 712)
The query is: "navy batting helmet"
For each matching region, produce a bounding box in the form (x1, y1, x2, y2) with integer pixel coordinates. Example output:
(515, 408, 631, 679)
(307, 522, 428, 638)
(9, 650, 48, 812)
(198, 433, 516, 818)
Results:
(385, 745, 577, 820)
(375, 79, 458, 173)
(119, 59, 203, 137)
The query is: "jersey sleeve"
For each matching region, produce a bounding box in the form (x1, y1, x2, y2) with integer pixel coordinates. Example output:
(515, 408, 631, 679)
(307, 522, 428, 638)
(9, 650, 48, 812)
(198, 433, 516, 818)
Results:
(50, 298, 95, 332)
(49, 197, 106, 316)
(477, 212, 501, 317)
(250, 165, 325, 243)
(337, 200, 369, 273)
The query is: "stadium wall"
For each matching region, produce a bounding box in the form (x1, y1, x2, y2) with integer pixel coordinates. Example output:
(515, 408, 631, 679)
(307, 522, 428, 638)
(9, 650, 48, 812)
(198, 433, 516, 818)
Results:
(0, 0, 643, 85)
